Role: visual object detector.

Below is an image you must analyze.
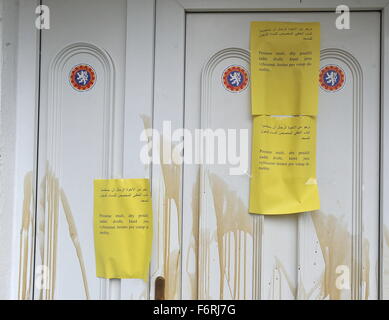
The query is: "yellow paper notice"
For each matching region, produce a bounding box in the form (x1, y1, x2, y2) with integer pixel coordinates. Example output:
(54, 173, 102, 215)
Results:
(94, 179, 152, 279)
(249, 116, 320, 215)
(250, 21, 320, 115)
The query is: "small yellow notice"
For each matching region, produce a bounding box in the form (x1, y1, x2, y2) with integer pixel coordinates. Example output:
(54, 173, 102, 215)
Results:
(94, 179, 152, 279)
(250, 21, 320, 115)
(249, 116, 320, 215)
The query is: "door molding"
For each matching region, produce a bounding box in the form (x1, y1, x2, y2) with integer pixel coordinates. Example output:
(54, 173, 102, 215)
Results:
(198, 47, 263, 299)
(122, 0, 155, 301)
(40, 42, 115, 300)
(381, 2, 389, 300)
(298, 48, 365, 300)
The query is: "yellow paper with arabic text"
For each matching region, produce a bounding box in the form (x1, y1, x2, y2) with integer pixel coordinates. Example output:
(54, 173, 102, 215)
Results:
(250, 21, 320, 115)
(94, 179, 152, 279)
(249, 116, 320, 214)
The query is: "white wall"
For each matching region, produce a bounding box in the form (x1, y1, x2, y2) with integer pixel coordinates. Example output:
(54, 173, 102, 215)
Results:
(0, 0, 19, 299)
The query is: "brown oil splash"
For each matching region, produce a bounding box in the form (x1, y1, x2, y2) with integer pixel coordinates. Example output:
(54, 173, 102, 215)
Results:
(383, 226, 389, 298)
(361, 238, 369, 299)
(60, 189, 90, 299)
(140, 114, 152, 133)
(18, 172, 33, 300)
(30, 164, 89, 299)
(41, 164, 59, 299)
(274, 257, 297, 299)
(310, 212, 370, 300)
(311, 212, 351, 299)
(141, 114, 182, 300)
(207, 173, 253, 299)
(37, 172, 47, 300)
(185, 172, 199, 299)
(159, 138, 182, 300)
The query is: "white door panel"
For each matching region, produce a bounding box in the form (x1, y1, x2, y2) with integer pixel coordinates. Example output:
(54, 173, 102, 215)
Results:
(35, 0, 127, 300)
(184, 12, 380, 300)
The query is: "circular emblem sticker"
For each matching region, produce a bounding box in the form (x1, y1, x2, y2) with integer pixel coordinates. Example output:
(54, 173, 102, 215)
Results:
(319, 65, 345, 92)
(222, 66, 249, 93)
(69, 64, 96, 91)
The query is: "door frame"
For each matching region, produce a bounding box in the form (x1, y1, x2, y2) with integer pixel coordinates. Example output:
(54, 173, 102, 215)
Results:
(11, 0, 41, 299)
(152, 0, 389, 300)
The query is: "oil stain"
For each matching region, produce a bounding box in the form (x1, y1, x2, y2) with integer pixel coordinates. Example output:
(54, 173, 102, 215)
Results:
(273, 257, 297, 299)
(185, 172, 199, 299)
(309, 212, 370, 300)
(141, 114, 182, 300)
(311, 212, 351, 299)
(20, 164, 90, 300)
(383, 226, 389, 298)
(159, 138, 182, 300)
(206, 173, 252, 299)
(18, 172, 33, 300)
(60, 189, 90, 299)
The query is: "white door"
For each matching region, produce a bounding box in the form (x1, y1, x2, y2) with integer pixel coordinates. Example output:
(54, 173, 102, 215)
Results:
(18, 3, 381, 300)
(181, 12, 380, 300)
(33, 0, 128, 300)
(17, 0, 154, 301)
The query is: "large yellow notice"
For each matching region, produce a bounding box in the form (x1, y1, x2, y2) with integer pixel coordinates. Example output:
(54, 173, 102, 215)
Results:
(94, 179, 152, 279)
(250, 21, 320, 115)
(249, 116, 320, 215)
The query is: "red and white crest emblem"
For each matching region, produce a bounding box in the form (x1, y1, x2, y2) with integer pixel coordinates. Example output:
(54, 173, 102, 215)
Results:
(222, 65, 249, 93)
(69, 64, 96, 91)
(319, 65, 345, 92)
